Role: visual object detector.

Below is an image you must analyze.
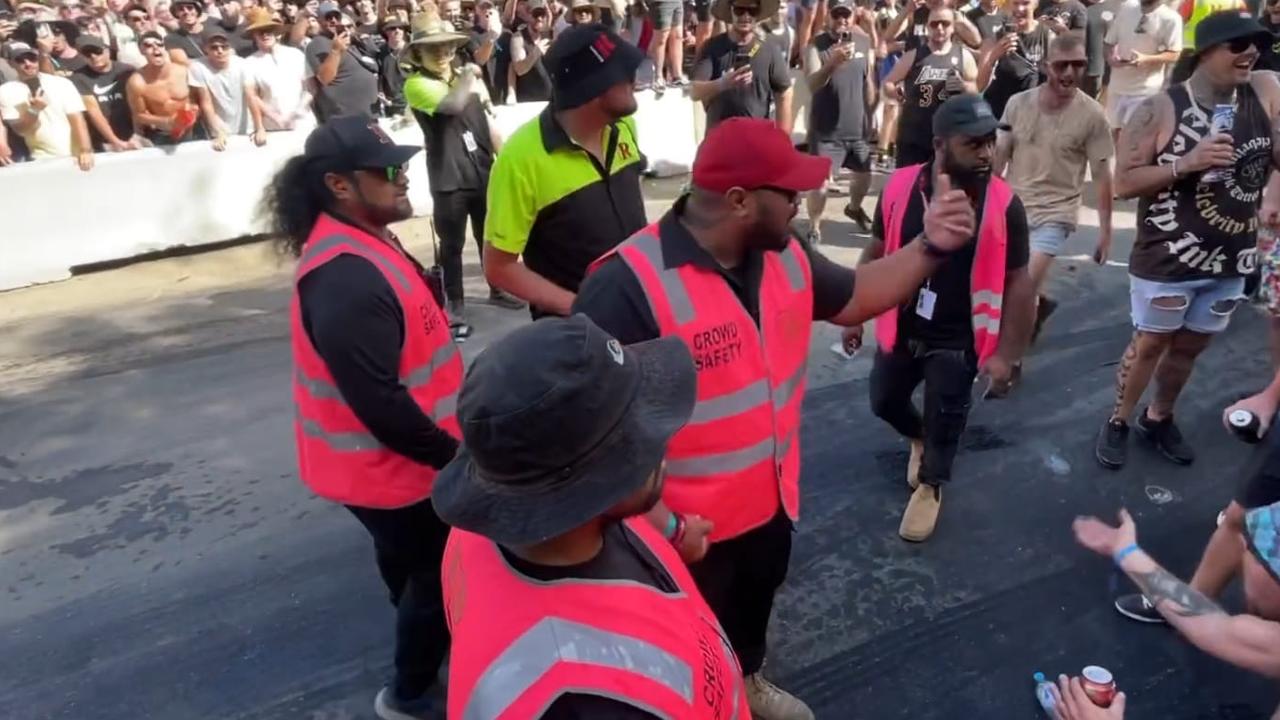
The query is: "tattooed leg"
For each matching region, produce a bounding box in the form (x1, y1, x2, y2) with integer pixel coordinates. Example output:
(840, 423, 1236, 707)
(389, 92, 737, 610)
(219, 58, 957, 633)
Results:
(1149, 329, 1213, 420)
(1111, 331, 1171, 422)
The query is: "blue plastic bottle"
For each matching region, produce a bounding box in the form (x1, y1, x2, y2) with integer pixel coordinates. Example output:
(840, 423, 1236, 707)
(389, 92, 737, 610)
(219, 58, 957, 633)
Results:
(1033, 672, 1057, 715)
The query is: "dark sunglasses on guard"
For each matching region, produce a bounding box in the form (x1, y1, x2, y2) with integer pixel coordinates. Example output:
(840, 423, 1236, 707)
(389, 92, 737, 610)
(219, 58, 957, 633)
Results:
(1223, 36, 1259, 54)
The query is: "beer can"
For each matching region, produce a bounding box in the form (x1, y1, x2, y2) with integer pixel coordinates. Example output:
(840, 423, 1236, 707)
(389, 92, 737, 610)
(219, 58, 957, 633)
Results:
(1081, 665, 1117, 708)
(1203, 103, 1235, 182)
(1229, 409, 1263, 444)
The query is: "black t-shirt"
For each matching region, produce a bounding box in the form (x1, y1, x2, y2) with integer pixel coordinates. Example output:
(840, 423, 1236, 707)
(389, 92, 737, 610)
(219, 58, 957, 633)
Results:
(572, 198, 857, 345)
(165, 26, 209, 59)
(967, 7, 1008, 41)
(903, 5, 929, 52)
(1034, 0, 1086, 31)
(378, 44, 407, 112)
(1259, 17, 1280, 73)
(693, 32, 791, 131)
(50, 52, 88, 75)
(498, 522, 673, 719)
(870, 164, 1030, 349)
(982, 23, 1049, 120)
(215, 18, 256, 57)
(407, 67, 494, 193)
(71, 62, 135, 149)
(808, 31, 873, 142)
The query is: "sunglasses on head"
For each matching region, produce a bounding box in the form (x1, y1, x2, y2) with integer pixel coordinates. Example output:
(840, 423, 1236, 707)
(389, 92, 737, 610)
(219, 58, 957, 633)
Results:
(127, 12, 148, 19)
(141, 38, 164, 48)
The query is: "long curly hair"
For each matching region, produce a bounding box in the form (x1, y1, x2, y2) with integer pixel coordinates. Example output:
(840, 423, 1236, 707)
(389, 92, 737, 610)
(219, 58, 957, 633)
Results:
(259, 155, 336, 258)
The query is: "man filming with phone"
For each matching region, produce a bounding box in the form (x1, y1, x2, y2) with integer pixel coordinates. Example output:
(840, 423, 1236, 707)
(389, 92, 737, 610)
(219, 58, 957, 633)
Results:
(690, 0, 793, 134)
(305, 1, 378, 121)
(804, 0, 877, 241)
(0, 40, 94, 169)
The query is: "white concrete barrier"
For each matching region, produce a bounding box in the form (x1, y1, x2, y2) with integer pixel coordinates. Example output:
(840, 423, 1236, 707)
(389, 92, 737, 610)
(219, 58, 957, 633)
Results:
(1, 89, 700, 292)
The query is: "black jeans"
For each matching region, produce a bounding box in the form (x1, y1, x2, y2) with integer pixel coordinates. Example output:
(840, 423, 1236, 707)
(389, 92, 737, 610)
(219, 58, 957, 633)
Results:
(688, 511, 793, 675)
(869, 341, 978, 486)
(431, 188, 487, 308)
(346, 497, 451, 700)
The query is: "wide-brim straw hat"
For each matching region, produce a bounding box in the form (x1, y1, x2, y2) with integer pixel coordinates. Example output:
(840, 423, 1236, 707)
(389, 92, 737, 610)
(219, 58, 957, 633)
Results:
(408, 11, 469, 46)
(244, 7, 285, 33)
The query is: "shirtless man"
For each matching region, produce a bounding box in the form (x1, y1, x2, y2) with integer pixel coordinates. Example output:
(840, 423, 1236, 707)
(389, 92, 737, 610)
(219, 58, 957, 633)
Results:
(125, 31, 204, 145)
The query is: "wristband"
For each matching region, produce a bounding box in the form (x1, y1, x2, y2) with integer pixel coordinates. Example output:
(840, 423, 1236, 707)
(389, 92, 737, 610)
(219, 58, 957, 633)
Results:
(662, 512, 678, 540)
(919, 234, 954, 258)
(1113, 542, 1140, 566)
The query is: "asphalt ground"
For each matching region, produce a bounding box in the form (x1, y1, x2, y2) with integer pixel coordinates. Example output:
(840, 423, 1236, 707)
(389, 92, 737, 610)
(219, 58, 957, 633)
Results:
(1, 175, 1276, 719)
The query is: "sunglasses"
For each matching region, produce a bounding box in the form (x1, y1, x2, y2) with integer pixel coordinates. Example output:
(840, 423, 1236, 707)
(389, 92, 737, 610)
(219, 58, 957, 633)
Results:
(1223, 36, 1258, 53)
(1050, 59, 1086, 71)
(362, 163, 407, 182)
(928, 19, 951, 28)
(140, 39, 164, 48)
(731, 5, 757, 15)
(207, 41, 230, 50)
(830, 7, 851, 18)
(530, 8, 547, 16)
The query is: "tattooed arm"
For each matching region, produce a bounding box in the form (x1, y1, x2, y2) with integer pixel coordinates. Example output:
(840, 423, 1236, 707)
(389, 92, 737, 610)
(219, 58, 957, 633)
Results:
(1074, 510, 1280, 679)
(1113, 93, 1176, 199)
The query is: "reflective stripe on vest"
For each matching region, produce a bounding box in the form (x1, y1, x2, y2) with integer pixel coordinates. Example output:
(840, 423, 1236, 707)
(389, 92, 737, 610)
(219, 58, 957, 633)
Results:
(299, 234, 413, 293)
(594, 224, 812, 540)
(873, 164, 1011, 365)
(464, 617, 694, 720)
(444, 517, 750, 720)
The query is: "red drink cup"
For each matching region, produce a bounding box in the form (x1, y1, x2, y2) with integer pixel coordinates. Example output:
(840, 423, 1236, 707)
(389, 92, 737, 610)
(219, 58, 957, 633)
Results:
(1081, 665, 1116, 708)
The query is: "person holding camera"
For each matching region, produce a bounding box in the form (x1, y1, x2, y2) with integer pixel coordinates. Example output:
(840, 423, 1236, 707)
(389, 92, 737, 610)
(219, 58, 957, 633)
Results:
(804, 0, 876, 238)
(305, 1, 378, 120)
(976, 0, 1048, 120)
(881, 4, 976, 167)
(690, 0, 793, 134)
(0, 39, 93, 167)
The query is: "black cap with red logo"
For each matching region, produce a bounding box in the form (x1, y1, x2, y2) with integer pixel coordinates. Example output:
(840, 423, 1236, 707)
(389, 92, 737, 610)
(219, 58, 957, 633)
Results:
(545, 23, 644, 110)
(303, 116, 421, 172)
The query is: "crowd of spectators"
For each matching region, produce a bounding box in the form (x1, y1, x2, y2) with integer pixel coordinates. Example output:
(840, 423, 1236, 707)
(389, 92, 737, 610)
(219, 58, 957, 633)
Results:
(0, 0, 743, 169)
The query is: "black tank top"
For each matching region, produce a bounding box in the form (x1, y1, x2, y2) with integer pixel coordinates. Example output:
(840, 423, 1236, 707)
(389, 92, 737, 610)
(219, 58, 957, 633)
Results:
(1130, 83, 1272, 281)
(514, 27, 553, 103)
(899, 43, 966, 151)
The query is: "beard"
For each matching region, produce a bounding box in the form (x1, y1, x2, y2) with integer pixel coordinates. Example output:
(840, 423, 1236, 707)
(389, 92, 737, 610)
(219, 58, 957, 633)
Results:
(942, 148, 991, 193)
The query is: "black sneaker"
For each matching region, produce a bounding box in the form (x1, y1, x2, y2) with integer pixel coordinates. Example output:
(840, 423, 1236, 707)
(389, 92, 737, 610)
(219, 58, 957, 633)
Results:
(449, 321, 473, 343)
(1032, 296, 1058, 344)
(1135, 410, 1196, 465)
(375, 687, 442, 720)
(843, 203, 872, 233)
(487, 288, 527, 311)
(1114, 594, 1166, 624)
(1096, 418, 1129, 470)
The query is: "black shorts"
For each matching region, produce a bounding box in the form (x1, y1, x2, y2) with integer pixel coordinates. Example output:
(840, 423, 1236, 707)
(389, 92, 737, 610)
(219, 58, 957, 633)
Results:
(1237, 429, 1280, 509)
(811, 137, 872, 173)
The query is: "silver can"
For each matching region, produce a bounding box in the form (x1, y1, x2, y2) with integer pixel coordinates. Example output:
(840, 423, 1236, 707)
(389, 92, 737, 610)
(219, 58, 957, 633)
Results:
(1202, 103, 1235, 182)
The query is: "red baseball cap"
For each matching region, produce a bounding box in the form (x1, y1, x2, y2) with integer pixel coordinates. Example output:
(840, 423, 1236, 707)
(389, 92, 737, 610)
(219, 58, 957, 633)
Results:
(691, 118, 830, 194)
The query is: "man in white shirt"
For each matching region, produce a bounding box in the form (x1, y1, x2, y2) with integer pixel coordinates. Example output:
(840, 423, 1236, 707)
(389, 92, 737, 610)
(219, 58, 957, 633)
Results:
(242, 7, 314, 130)
(1103, 0, 1182, 137)
(0, 41, 93, 169)
(189, 28, 267, 149)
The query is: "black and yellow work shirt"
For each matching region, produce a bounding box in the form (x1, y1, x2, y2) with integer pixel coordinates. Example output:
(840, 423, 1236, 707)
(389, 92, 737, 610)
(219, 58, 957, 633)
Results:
(484, 107, 647, 310)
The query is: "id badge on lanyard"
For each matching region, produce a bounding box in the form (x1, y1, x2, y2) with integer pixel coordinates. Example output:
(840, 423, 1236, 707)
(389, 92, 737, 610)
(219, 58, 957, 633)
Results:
(914, 188, 937, 320)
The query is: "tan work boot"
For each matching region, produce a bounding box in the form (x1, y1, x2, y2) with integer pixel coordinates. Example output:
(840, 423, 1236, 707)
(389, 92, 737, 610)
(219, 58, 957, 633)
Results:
(907, 439, 923, 490)
(745, 672, 815, 720)
(899, 483, 941, 542)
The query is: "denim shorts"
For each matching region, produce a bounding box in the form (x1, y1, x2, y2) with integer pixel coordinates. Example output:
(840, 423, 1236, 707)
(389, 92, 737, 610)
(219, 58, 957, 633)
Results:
(648, 0, 683, 30)
(1029, 222, 1073, 256)
(1129, 275, 1248, 334)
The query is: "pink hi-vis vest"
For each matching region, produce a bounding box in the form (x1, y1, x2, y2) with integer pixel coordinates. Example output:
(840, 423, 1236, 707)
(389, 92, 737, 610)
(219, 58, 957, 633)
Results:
(874, 164, 1011, 364)
(442, 517, 750, 720)
(290, 213, 463, 509)
(589, 224, 813, 542)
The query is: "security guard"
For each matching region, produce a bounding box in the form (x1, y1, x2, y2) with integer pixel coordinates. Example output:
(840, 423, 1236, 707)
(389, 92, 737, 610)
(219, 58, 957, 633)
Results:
(483, 23, 647, 319)
(434, 315, 750, 719)
(572, 117, 979, 720)
(265, 117, 462, 720)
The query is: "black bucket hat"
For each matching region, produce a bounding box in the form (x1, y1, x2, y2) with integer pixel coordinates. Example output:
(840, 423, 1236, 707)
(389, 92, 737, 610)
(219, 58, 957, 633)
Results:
(546, 23, 644, 110)
(1195, 10, 1271, 54)
(432, 314, 697, 546)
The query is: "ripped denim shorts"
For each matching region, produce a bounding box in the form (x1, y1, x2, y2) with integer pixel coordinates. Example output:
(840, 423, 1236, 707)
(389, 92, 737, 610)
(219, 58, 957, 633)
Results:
(1129, 275, 1247, 335)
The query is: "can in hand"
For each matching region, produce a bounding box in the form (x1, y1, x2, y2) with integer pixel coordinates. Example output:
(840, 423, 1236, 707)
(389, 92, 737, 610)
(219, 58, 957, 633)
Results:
(1229, 409, 1263, 444)
(1081, 666, 1117, 708)
(1202, 103, 1235, 182)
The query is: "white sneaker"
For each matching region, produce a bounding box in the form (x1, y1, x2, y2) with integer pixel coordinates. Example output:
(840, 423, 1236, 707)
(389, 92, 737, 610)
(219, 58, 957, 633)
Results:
(745, 673, 814, 720)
